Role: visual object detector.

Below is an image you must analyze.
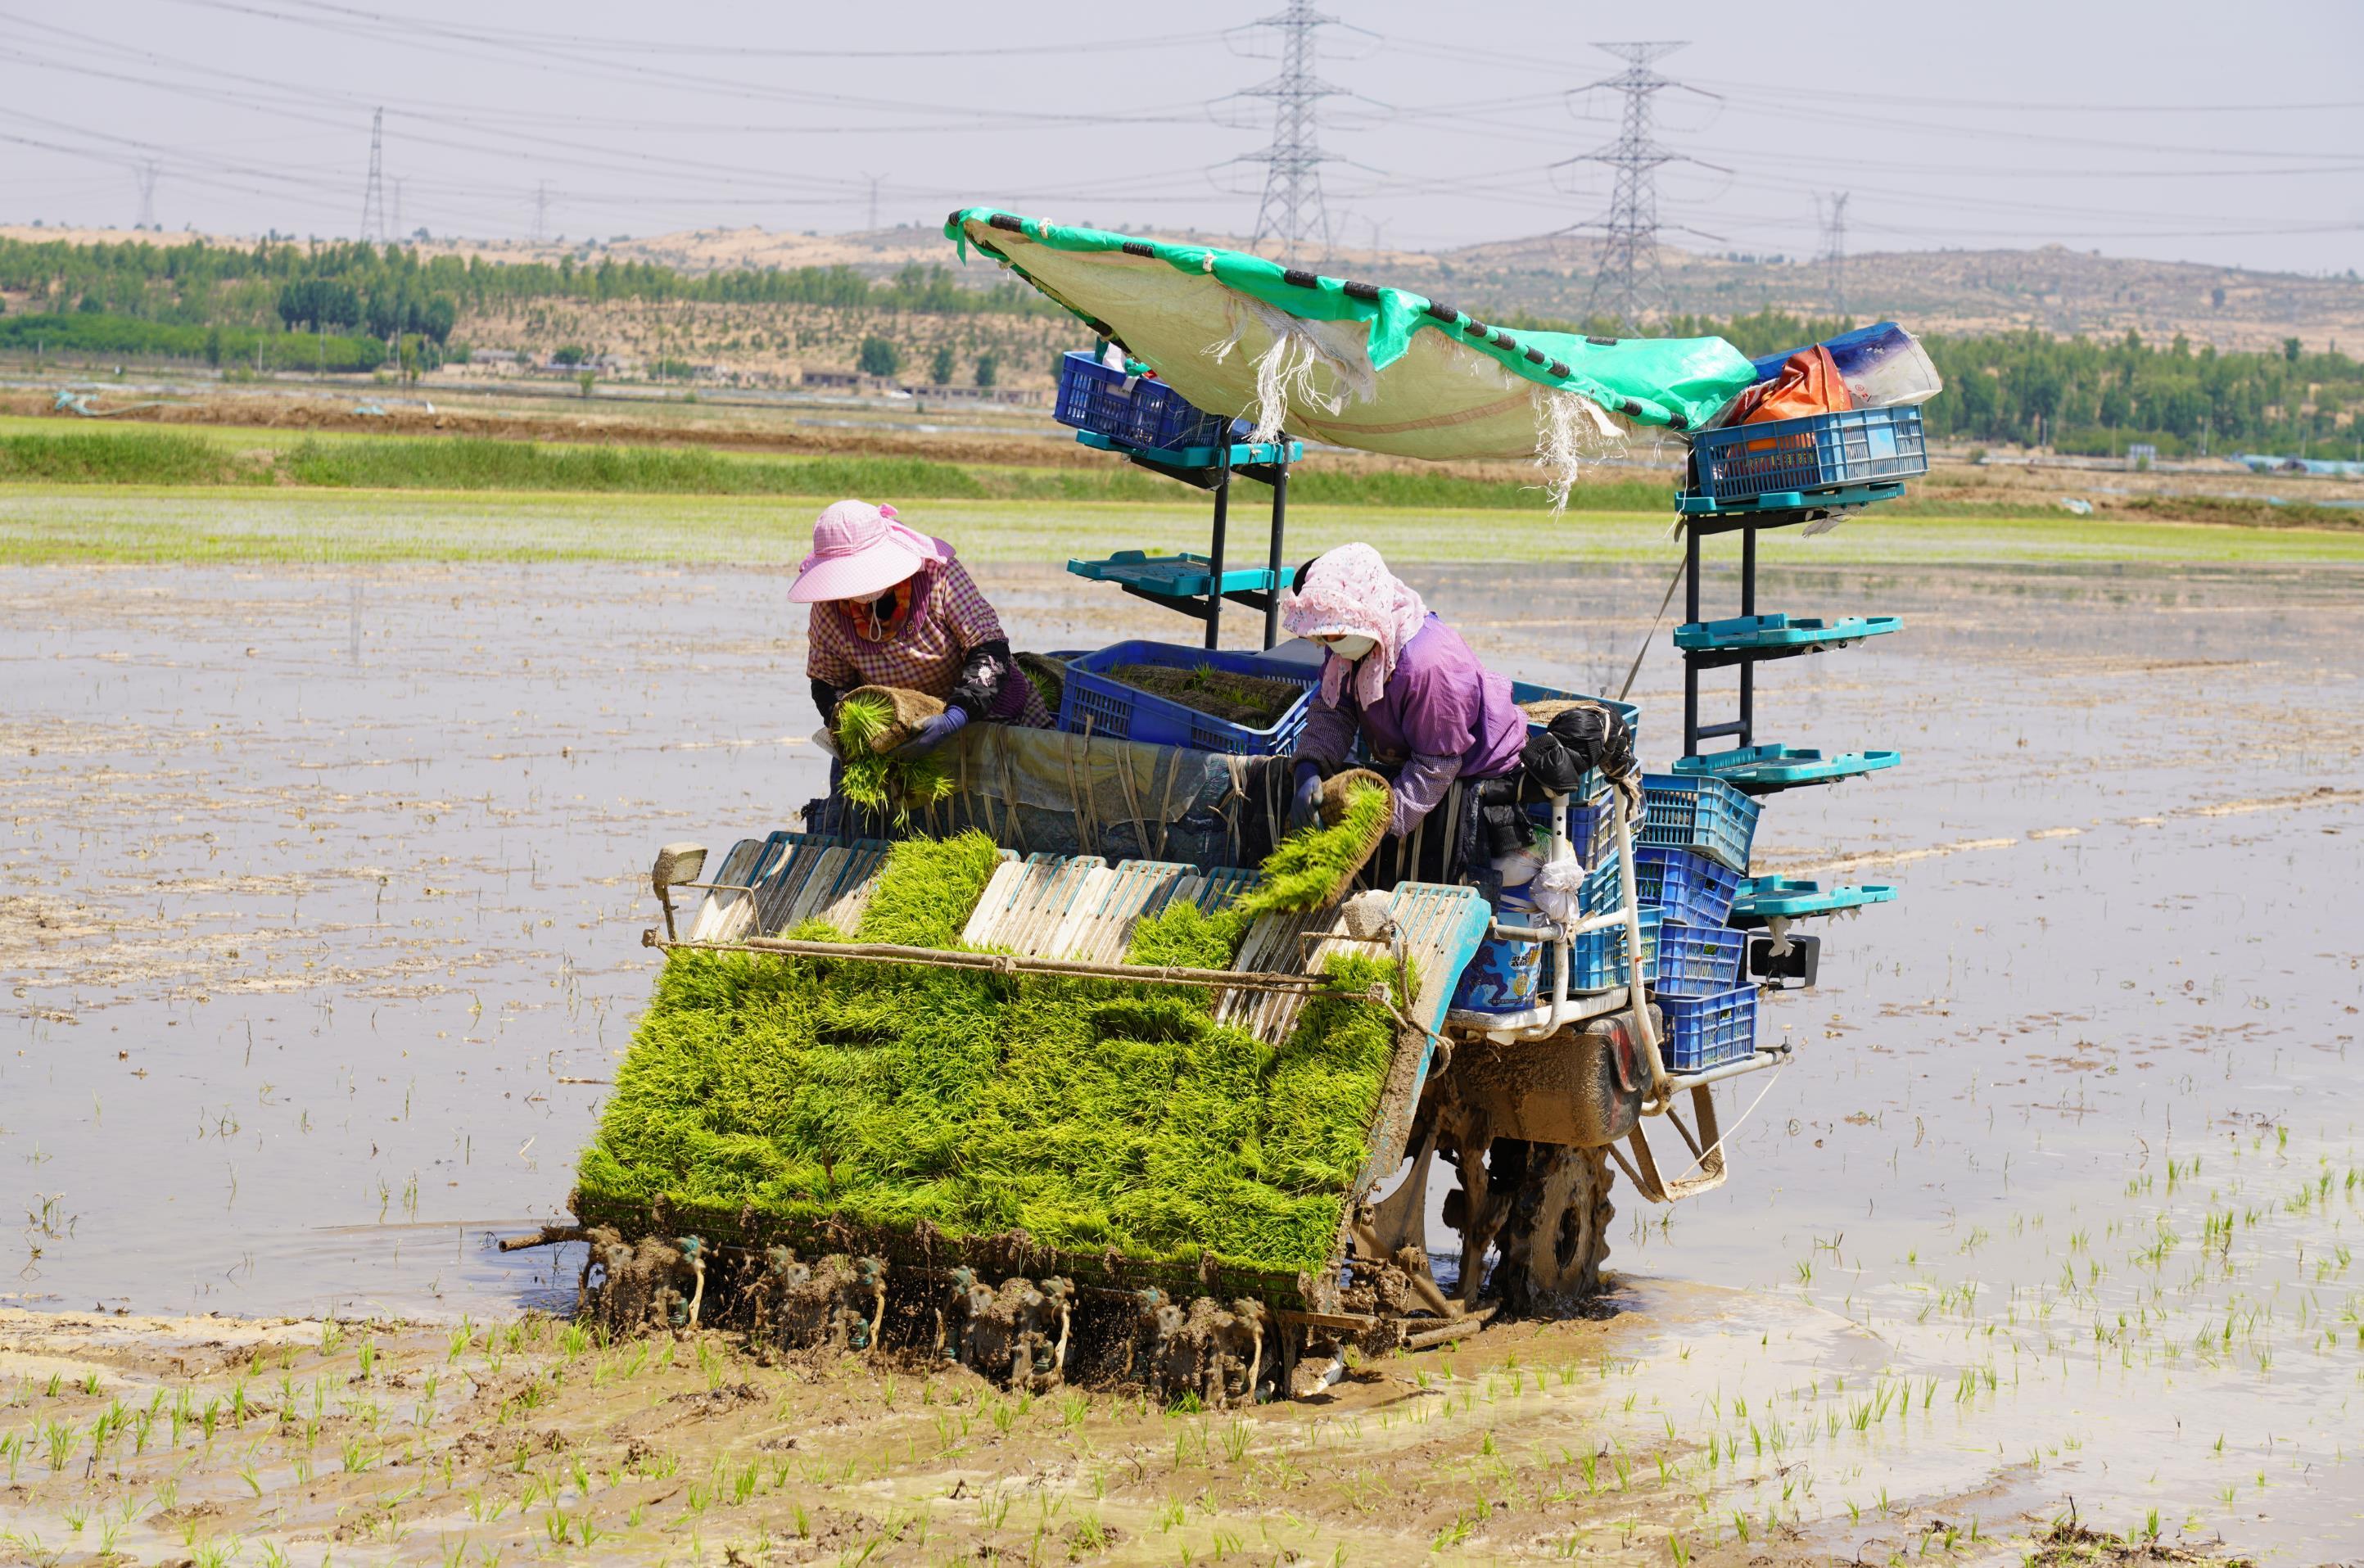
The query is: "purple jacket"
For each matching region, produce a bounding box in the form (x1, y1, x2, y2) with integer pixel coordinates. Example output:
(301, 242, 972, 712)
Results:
(1297, 617, 1523, 832)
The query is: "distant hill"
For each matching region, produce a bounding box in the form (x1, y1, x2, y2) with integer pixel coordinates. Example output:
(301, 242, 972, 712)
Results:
(7, 219, 2357, 355)
(1416, 236, 2364, 356)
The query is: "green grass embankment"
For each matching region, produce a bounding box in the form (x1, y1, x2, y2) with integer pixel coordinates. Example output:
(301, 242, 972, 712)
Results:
(6, 426, 2364, 567)
(9, 488, 2364, 567)
(0, 425, 1661, 510)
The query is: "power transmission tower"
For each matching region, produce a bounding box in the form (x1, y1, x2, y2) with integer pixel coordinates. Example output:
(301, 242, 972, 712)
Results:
(133, 160, 158, 230)
(359, 108, 387, 242)
(1815, 191, 1850, 317)
(1241, 0, 1341, 264)
(532, 181, 552, 244)
(865, 173, 881, 232)
(1563, 41, 1712, 332)
(393, 178, 405, 242)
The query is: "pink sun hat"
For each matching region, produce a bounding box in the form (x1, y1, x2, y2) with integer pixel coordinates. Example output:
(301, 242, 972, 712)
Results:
(787, 499, 951, 603)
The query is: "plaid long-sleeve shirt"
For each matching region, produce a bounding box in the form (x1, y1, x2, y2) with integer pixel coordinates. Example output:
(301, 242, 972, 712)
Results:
(806, 558, 1052, 726)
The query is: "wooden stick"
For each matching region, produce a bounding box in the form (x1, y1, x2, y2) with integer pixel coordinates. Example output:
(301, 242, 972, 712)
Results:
(653, 934, 1336, 996)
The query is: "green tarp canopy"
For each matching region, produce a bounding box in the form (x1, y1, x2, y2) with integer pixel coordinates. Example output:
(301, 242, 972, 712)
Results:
(943, 207, 1756, 464)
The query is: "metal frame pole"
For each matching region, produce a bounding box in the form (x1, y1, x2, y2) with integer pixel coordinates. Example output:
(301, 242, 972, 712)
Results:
(1681, 521, 1702, 757)
(1205, 445, 1232, 650)
(1738, 525, 1756, 748)
(1263, 455, 1290, 649)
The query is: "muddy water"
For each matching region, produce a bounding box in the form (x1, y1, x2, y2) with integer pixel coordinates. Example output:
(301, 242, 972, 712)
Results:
(5, 555, 2362, 1554)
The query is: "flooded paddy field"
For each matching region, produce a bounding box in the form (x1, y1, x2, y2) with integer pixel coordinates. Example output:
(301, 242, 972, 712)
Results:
(3, 548, 2361, 1561)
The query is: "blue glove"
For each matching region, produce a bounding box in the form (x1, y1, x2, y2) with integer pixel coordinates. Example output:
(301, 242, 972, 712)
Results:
(888, 708, 970, 759)
(1286, 761, 1323, 834)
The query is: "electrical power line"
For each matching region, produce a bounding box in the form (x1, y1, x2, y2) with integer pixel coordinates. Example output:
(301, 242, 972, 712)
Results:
(1241, 0, 1342, 264)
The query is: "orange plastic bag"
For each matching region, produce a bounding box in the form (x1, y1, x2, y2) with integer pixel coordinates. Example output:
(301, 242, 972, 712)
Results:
(1721, 344, 1855, 427)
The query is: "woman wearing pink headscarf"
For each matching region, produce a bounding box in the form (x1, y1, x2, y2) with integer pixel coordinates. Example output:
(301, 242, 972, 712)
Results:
(1280, 544, 1524, 841)
(790, 499, 1051, 757)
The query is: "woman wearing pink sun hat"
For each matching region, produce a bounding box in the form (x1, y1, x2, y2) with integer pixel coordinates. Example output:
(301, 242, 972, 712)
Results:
(793, 499, 1051, 757)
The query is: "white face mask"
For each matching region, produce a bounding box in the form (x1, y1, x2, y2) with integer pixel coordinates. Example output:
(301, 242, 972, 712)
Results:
(1320, 633, 1377, 662)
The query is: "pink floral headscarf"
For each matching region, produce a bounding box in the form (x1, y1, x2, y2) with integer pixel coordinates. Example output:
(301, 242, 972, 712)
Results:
(1280, 544, 1430, 709)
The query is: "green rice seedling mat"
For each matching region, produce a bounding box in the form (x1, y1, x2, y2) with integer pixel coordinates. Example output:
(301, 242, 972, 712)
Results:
(575, 825, 1415, 1308)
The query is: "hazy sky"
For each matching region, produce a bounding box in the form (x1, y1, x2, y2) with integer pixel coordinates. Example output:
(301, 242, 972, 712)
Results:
(4, 0, 2360, 273)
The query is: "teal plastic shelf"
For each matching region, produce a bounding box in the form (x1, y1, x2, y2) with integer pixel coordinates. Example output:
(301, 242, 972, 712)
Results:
(1675, 613, 1901, 653)
(1728, 878, 1898, 927)
(1076, 429, 1303, 469)
(1672, 744, 1901, 794)
(1067, 550, 1279, 599)
(1675, 479, 1906, 518)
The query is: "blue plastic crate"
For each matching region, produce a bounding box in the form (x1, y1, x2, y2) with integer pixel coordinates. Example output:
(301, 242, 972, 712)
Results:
(1569, 907, 1661, 992)
(1688, 405, 1928, 508)
(1633, 847, 1744, 927)
(1508, 680, 1642, 748)
(1649, 920, 1744, 998)
(1576, 854, 1623, 917)
(1659, 985, 1757, 1073)
(1123, 374, 1229, 451)
(1564, 795, 1611, 864)
(1053, 351, 1131, 438)
(1638, 773, 1759, 873)
(1059, 640, 1316, 756)
(1529, 791, 1616, 865)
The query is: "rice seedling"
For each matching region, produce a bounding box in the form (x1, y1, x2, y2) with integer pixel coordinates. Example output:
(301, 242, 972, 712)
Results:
(833, 694, 956, 826)
(577, 827, 1408, 1277)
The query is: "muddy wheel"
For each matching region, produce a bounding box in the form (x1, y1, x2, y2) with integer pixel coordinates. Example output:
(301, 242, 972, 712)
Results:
(1495, 1145, 1616, 1314)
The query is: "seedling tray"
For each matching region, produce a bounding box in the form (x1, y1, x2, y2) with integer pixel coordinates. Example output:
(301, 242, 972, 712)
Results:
(1067, 550, 1280, 600)
(1727, 878, 1898, 927)
(1672, 745, 1901, 794)
(1674, 613, 1901, 652)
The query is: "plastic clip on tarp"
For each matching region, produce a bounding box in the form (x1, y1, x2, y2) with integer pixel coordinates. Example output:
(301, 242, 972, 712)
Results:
(942, 208, 1759, 464)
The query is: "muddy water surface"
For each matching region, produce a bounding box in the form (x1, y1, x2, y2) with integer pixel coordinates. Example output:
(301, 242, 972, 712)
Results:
(5, 554, 2362, 1557)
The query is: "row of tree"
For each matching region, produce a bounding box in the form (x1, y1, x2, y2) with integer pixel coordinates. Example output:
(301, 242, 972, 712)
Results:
(0, 237, 1050, 327)
(273, 278, 458, 344)
(1643, 309, 2360, 456)
(2, 237, 2356, 450)
(856, 336, 1001, 386)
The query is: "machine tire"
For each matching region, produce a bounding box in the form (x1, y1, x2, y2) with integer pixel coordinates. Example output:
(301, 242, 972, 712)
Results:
(1495, 1144, 1616, 1314)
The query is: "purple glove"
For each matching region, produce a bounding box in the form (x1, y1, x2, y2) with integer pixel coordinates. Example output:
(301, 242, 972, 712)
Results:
(1286, 761, 1323, 834)
(888, 708, 969, 759)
